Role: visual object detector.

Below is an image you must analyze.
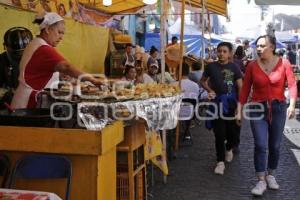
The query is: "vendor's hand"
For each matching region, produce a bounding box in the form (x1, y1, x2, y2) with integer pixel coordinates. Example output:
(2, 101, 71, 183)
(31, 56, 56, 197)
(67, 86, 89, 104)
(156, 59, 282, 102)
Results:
(207, 91, 216, 100)
(287, 106, 295, 119)
(83, 75, 107, 86)
(90, 77, 106, 86)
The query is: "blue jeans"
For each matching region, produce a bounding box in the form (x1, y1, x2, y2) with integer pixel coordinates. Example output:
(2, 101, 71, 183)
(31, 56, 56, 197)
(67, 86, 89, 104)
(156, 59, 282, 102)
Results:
(249, 100, 287, 177)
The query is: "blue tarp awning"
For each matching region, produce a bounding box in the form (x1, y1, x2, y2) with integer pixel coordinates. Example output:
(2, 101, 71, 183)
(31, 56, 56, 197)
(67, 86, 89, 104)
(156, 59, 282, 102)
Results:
(145, 33, 222, 57)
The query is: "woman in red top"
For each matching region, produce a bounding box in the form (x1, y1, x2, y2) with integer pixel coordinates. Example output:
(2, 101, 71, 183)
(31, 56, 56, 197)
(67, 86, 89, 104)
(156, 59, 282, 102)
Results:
(238, 35, 297, 196)
(11, 12, 102, 109)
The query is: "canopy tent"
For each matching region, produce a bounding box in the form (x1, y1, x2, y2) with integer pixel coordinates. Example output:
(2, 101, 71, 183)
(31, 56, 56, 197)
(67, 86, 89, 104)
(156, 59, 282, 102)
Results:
(144, 33, 222, 57)
(233, 24, 299, 43)
(275, 31, 299, 43)
(79, 0, 145, 14)
(144, 33, 209, 56)
(168, 18, 202, 35)
(175, 0, 227, 16)
(168, 18, 224, 43)
(79, 0, 227, 16)
(168, 18, 222, 45)
(234, 24, 299, 43)
(255, 0, 300, 5)
(250, 39, 286, 49)
(204, 33, 223, 45)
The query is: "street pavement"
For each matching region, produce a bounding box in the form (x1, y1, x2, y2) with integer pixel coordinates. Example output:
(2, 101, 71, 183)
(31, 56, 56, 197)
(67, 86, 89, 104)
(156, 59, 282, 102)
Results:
(150, 117, 300, 200)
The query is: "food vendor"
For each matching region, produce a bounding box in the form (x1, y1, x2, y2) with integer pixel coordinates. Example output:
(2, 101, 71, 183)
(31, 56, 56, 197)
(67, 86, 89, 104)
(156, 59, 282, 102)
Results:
(121, 64, 137, 85)
(147, 46, 159, 69)
(122, 43, 135, 67)
(11, 12, 102, 109)
(142, 62, 158, 83)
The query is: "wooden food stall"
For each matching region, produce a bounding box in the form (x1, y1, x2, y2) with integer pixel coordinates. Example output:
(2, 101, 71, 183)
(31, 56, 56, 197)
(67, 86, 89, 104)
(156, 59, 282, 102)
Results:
(117, 121, 146, 200)
(0, 121, 124, 200)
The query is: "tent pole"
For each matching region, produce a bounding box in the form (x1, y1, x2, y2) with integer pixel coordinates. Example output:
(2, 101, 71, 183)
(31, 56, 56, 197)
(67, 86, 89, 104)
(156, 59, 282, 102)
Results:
(207, 11, 212, 58)
(175, 0, 185, 152)
(201, 0, 206, 67)
(160, 0, 166, 83)
(160, 0, 168, 184)
(178, 0, 185, 85)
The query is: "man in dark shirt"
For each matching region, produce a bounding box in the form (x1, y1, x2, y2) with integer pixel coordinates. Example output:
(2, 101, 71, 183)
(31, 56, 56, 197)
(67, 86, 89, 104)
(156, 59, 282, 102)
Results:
(287, 47, 296, 65)
(0, 27, 33, 108)
(200, 42, 243, 175)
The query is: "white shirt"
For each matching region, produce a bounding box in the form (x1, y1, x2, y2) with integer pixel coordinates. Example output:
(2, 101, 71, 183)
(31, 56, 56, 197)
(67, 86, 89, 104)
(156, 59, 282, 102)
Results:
(244, 47, 254, 60)
(142, 73, 155, 84)
(156, 72, 175, 84)
(178, 78, 200, 119)
(180, 78, 200, 100)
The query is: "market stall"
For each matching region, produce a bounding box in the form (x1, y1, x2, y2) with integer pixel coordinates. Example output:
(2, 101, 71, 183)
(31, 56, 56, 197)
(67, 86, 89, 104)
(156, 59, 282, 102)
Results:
(0, 121, 123, 200)
(55, 80, 183, 199)
(0, 4, 109, 74)
(0, 1, 227, 199)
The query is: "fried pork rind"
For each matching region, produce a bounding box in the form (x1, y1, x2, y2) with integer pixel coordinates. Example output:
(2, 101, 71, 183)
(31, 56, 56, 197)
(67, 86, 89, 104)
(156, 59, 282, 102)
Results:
(58, 84, 72, 93)
(133, 83, 181, 99)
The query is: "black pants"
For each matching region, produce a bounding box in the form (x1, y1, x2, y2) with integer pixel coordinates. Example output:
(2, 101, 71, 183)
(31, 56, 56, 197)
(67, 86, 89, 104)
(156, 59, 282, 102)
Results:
(212, 118, 240, 162)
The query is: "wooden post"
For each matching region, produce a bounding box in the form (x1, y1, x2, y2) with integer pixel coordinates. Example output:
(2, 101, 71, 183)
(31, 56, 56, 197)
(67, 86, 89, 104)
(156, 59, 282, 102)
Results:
(201, 0, 206, 67)
(160, 0, 166, 83)
(175, 0, 185, 151)
(178, 0, 185, 84)
(159, 0, 168, 184)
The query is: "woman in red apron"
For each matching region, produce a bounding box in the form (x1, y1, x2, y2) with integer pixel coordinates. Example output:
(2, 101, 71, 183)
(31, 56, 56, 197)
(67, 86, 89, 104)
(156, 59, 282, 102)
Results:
(11, 12, 102, 109)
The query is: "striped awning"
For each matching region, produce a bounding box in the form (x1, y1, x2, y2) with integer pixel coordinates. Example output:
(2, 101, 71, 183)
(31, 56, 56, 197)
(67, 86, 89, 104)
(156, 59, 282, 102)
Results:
(79, 0, 145, 14)
(79, 0, 227, 16)
(178, 0, 227, 16)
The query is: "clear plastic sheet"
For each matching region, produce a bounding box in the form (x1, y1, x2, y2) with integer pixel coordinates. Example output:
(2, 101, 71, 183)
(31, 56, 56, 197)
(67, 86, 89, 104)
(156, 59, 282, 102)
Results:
(113, 95, 182, 130)
(78, 94, 183, 131)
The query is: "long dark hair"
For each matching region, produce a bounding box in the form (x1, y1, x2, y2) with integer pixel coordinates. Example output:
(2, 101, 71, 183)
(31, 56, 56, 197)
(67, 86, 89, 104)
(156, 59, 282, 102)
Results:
(234, 45, 245, 60)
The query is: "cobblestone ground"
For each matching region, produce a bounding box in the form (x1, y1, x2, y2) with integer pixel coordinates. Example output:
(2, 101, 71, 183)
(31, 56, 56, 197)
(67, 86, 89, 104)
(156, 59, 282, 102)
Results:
(150, 118, 300, 200)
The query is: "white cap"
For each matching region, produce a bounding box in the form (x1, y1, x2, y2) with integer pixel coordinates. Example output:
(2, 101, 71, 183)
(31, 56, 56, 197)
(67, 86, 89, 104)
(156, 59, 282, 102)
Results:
(35, 12, 64, 30)
(150, 63, 159, 68)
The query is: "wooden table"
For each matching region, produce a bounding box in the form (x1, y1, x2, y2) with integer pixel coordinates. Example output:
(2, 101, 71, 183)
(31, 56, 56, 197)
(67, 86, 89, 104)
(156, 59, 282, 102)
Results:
(0, 121, 124, 200)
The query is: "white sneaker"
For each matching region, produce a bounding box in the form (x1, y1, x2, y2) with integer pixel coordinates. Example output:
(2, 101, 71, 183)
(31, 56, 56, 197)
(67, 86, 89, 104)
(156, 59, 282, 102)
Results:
(251, 180, 267, 196)
(225, 150, 233, 162)
(266, 175, 280, 190)
(214, 162, 225, 175)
